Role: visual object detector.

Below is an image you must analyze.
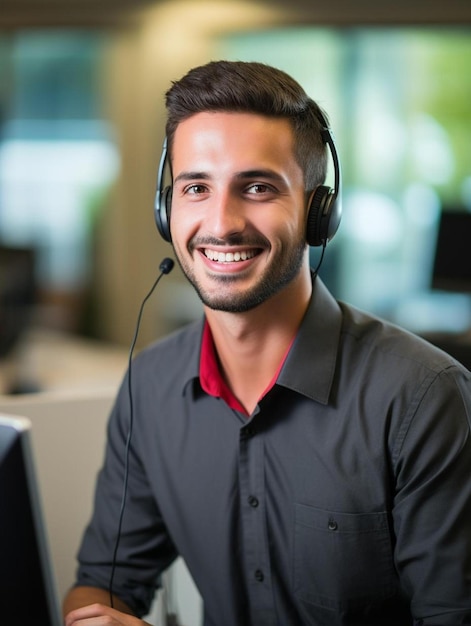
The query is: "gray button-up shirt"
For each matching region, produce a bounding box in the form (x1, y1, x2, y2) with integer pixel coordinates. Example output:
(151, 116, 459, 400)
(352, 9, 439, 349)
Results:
(76, 277, 471, 625)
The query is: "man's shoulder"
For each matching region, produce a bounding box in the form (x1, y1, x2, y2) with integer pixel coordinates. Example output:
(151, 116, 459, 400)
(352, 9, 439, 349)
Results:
(133, 318, 203, 373)
(338, 300, 461, 374)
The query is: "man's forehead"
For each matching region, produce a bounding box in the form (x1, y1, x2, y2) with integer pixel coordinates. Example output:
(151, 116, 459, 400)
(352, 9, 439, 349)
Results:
(172, 112, 295, 158)
(174, 111, 292, 138)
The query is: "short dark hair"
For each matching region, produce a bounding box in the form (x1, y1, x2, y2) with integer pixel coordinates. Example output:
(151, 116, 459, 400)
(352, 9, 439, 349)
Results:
(165, 60, 329, 193)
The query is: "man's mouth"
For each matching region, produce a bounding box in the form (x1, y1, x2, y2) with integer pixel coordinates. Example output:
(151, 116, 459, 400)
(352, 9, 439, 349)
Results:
(203, 249, 259, 263)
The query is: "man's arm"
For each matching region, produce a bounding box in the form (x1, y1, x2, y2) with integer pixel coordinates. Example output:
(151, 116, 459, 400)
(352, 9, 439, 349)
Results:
(63, 585, 152, 626)
(68, 376, 178, 619)
(63, 585, 132, 615)
(393, 366, 471, 623)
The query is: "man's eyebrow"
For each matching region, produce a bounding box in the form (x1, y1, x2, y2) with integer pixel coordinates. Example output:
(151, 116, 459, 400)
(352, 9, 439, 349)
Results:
(173, 171, 210, 184)
(173, 169, 287, 185)
(235, 169, 286, 183)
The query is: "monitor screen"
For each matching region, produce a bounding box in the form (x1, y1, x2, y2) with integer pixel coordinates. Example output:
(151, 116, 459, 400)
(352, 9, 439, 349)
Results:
(0, 416, 62, 626)
(432, 210, 471, 294)
(0, 245, 37, 359)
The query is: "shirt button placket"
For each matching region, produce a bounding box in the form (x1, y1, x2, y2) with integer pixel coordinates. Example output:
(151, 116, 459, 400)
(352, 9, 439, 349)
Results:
(239, 426, 274, 620)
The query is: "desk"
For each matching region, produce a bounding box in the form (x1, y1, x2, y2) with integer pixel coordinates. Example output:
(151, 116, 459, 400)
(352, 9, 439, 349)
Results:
(0, 328, 128, 395)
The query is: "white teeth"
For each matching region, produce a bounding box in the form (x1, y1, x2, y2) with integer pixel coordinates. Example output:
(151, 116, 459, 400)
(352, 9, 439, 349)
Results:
(204, 249, 256, 263)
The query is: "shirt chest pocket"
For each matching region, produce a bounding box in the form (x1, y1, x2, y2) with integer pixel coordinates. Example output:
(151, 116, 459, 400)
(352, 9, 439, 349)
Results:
(293, 503, 398, 612)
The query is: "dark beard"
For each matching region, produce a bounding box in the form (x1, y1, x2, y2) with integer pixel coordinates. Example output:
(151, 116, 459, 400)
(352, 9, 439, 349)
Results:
(176, 235, 306, 313)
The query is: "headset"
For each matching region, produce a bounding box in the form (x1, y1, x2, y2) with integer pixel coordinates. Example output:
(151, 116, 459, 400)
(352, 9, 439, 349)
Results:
(154, 112, 342, 248)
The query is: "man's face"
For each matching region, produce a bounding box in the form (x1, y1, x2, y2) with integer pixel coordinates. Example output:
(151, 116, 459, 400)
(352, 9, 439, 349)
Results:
(169, 111, 309, 313)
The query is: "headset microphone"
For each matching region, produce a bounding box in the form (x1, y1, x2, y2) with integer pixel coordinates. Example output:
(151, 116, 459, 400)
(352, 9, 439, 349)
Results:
(109, 257, 174, 607)
(159, 257, 174, 275)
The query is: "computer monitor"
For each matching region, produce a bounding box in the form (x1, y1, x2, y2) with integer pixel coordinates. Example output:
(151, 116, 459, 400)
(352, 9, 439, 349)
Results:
(432, 209, 471, 294)
(0, 415, 62, 626)
(0, 245, 37, 359)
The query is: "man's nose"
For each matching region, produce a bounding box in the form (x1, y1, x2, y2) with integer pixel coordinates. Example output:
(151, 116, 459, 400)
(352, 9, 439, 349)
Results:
(206, 191, 246, 239)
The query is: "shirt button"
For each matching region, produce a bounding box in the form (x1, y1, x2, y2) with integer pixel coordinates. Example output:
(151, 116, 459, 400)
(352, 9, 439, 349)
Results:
(242, 426, 254, 439)
(254, 569, 264, 582)
(328, 519, 338, 531)
(248, 495, 259, 508)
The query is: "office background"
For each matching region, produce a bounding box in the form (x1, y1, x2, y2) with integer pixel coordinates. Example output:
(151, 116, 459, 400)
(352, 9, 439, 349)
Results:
(0, 0, 470, 384)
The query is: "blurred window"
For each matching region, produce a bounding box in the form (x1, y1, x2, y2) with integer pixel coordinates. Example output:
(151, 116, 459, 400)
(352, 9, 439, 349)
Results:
(0, 32, 119, 328)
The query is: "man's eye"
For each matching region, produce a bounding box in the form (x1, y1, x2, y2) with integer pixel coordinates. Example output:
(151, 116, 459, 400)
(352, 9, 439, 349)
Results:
(185, 184, 207, 195)
(247, 183, 272, 194)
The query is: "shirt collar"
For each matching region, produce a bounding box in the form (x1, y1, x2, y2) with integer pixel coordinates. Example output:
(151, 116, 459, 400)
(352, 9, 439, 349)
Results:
(197, 273, 341, 411)
(199, 322, 248, 414)
(277, 274, 342, 405)
(200, 321, 294, 416)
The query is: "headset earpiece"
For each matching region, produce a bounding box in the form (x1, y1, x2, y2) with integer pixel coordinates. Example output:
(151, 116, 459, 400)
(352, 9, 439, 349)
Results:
(305, 124, 342, 247)
(306, 185, 341, 247)
(154, 138, 173, 243)
(155, 185, 172, 243)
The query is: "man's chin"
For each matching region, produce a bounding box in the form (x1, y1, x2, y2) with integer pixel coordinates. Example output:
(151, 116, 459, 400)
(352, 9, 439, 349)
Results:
(197, 283, 280, 314)
(199, 293, 254, 313)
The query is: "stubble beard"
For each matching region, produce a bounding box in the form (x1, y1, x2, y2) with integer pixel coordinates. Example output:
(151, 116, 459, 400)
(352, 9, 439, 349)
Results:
(174, 236, 307, 313)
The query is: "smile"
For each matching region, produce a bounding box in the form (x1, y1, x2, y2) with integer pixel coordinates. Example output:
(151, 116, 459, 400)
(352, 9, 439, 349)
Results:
(203, 249, 259, 263)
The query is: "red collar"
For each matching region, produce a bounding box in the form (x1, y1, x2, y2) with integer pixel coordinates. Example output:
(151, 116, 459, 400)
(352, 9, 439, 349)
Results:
(199, 321, 293, 416)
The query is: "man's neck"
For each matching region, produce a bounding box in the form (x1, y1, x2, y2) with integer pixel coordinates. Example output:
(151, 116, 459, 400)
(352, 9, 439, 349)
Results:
(204, 267, 312, 414)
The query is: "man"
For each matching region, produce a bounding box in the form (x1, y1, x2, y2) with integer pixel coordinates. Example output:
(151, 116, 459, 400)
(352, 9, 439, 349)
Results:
(64, 61, 471, 626)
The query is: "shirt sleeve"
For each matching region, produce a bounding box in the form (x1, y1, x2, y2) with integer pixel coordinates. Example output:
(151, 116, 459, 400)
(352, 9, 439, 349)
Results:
(392, 364, 471, 624)
(75, 375, 179, 617)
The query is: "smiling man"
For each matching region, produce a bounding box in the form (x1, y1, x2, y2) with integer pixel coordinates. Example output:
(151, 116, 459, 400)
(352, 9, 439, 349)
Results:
(63, 61, 471, 626)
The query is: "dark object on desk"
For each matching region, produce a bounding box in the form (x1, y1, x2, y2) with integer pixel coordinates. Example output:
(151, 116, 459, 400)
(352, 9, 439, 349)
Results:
(427, 208, 471, 371)
(0, 245, 37, 359)
(422, 331, 471, 371)
(432, 209, 471, 295)
(0, 245, 41, 393)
